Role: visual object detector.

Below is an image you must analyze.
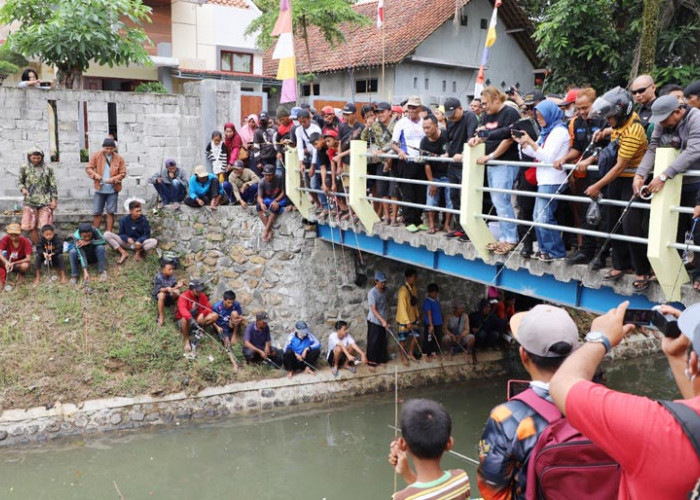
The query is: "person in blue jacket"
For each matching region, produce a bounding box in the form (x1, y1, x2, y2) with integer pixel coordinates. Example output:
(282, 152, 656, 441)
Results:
(104, 200, 158, 264)
(184, 165, 223, 210)
(283, 320, 321, 378)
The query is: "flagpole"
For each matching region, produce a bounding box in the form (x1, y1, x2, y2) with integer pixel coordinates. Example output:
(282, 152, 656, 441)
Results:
(381, 24, 386, 99)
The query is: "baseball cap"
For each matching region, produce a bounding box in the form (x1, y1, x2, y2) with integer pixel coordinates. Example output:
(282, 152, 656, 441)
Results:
(102, 138, 116, 148)
(233, 160, 245, 169)
(297, 109, 311, 119)
(322, 105, 334, 115)
(374, 271, 387, 282)
(259, 111, 269, 121)
(679, 304, 700, 353)
(406, 96, 422, 107)
(650, 95, 682, 124)
(522, 89, 545, 106)
(375, 101, 391, 111)
(188, 279, 205, 292)
(256, 311, 270, 322)
(6, 223, 21, 235)
(194, 165, 208, 177)
(342, 102, 356, 114)
(391, 105, 404, 114)
(685, 80, 700, 98)
(263, 164, 276, 175)
(562, 88, 579, 105)
(290, 106, 302, 119)
(308, 132, 323, 143)
(165, 158, 177, 167)
(443, 97, 461, 119)
(295, 320, 311, 337)
(323, 128, 338, 139)
(510, 304, 580, 357)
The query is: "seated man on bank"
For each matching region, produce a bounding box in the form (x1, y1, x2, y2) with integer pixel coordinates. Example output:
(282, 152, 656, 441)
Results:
(257, 164, 288, 242)
(184, 165, 223, 210)
(68, 222, 107, 284)
(228, 160, 260, 207)
(153, 260, 184, 327)
(443, 303, 475, 362)
(104, 200, 158, 264)
(176, 279, 217, 354)
(469, 299, 506, 350)
(34, 224, 66, 284)
(212, 290, 244, 350)
(149, 159, 188, 207)
(243, 311, 283, 366)
(283, 320, 322, 378)
(0, 223, 32, 288)
(327, 320, 367, 377)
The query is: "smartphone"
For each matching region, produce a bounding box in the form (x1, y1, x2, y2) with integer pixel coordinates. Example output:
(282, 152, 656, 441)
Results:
(511, 129, 526, 138)
(651, 307, 681, 338)
(507, 379, 530, 400)
(623, 308, 653, 326)
(39, 82, 51, 87)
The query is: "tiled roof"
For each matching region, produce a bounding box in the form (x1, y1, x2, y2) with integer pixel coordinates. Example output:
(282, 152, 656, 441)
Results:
(177, 68, 265, 78)
(207, 0, 250, 9)
(262, 0, 537, 77)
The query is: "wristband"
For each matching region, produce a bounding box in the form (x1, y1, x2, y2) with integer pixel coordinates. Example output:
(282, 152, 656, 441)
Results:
(585, 331, 611, 354)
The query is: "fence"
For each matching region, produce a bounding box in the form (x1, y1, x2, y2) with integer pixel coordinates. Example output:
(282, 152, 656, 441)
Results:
(285, 141, 696, 302)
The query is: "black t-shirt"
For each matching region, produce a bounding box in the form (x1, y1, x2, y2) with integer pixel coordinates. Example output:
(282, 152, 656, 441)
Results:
(254, 126, 278, 161)
(420, 131, 449, 178)
(480, 106, 521, 161)
(637, 100, 655, 131)
(258, 174, 284, 199)
(570, 116, 610, 156)
(446, 111, 479, 157)
(511, 117, 539, 162)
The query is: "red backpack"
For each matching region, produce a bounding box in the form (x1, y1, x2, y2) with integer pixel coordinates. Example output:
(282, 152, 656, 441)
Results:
(512, 388, 622, 500)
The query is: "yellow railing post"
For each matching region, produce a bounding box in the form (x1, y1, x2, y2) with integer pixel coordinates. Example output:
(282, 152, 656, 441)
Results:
(647, 147, 687, 301)
(284, 147, 313, 219)
(349, 140, 380, 232)
(460, 142, 496, 261)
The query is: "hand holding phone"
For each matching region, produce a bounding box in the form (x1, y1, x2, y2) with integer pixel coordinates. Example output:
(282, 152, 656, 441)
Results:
(511, 129, 526, 139)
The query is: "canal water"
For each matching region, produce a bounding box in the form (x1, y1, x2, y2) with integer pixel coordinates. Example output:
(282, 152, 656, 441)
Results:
(0, 354, 677, 499)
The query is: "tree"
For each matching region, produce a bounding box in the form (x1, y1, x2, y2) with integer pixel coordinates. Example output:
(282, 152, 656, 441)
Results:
(246, 0, 370, 72)
(0, 0, 153, 89)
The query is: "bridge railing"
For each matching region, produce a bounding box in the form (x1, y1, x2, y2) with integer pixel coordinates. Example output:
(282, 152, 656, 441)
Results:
(286, 141, 697, 301)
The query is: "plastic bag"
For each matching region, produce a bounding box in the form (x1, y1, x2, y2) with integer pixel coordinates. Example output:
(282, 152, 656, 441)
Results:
(586, 198, 602, 226)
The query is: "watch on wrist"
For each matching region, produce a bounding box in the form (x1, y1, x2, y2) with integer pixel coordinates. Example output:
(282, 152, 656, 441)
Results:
(659, 173, 668, 182)
(585, 331, 611, 354)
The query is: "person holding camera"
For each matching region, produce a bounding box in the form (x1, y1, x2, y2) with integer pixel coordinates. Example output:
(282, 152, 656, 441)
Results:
(550, 301, 700, 499)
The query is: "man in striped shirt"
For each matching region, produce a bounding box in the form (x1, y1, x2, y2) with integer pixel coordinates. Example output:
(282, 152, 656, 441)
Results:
(389, 399, 470, 499)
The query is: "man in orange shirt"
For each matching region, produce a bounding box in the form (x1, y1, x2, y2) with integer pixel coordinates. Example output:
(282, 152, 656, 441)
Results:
(85, 138, 127, 233)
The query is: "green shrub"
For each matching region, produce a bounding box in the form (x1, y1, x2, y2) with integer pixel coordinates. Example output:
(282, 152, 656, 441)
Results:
(135, 81, 168, 94)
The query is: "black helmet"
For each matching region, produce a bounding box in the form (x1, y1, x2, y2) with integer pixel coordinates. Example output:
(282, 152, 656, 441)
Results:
(590, 86, 633, 124)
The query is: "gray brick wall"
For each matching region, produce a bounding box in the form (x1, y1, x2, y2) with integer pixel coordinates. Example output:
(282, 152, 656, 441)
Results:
(0, 81, 241, 211)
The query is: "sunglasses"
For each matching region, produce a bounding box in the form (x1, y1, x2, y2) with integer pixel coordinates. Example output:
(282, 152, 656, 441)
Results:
(630, 85, 650, 95)
(407, 105, 418, 109)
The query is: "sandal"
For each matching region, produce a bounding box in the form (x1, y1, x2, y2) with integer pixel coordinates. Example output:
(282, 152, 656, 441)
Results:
(602, 270, 624, 282)
(486, 241, 501, 251)
(427, 227, 437, 234)
(494, 242, 516, 255)
(693, 276, 700, 290)
(632, 275, 653, 292)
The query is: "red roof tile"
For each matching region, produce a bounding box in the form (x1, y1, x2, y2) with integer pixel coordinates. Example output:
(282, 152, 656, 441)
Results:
(263, 0, 537, 77)
(207, 0, 250, 9)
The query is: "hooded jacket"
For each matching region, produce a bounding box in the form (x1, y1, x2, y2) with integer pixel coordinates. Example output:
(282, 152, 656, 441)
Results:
(18, 147, 58, 207)
(148, 160, 189, 188)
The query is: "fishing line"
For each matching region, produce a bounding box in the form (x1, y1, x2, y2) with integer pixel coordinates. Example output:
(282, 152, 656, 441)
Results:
(386, 327, 412, 364)
(387, 425, 480, 466)
(669, 217, 699, 298)
(393, 364, 399, 495)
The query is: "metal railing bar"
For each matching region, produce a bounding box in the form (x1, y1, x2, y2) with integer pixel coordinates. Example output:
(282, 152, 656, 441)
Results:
(361, 196, 461, 216)
(479, 187, 651, 210)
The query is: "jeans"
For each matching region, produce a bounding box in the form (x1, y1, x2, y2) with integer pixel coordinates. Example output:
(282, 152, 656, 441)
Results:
(153, 180, 186, 205)
(534, 184, 567, 258)
(426, 176, 453, 209)
(69, 245, 106, 277)
(487, 165, 519, 243)
(309, 172, 327, 207)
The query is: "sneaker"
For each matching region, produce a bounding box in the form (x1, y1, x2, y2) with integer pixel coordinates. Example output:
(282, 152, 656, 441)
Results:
(99, 271, 108, 281)
(520, 247, 533, 259)
(566, 252, 592, 265)
(446, 230, 465, 238)
(418, 224, 429, 231)
(406, 224, 419, 233)
(539, 253, 564, 262)
(332, 367, 339, 377)
(457, 234, 469, 242)
(348, 365, 357, 374)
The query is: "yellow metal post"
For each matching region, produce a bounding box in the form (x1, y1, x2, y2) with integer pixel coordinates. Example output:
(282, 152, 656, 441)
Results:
(647, 147, 688, 301)
(284, 148, 313, 219)
(460, 142, 496, 261)
(349, 140, 380, 232)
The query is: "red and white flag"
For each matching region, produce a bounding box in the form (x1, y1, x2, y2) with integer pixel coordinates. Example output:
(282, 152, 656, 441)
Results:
(377, 0, 384, 28)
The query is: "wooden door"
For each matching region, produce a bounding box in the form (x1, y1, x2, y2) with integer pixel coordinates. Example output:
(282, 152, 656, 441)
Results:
(241, 95, 264, 126)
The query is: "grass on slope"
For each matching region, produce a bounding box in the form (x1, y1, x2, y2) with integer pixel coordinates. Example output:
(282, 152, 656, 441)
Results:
(0, 253, 280, 411)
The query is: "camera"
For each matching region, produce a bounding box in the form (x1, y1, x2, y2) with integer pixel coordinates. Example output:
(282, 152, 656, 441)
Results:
(623, 306, 681, 338)
(505, 85, 517, 96)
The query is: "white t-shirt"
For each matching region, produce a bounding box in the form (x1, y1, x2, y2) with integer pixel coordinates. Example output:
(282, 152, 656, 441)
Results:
(391, 117, 425, 157)
(296, 122, 322, 165)
(327, 331, 356, 360)
(522, 126, 570, 186)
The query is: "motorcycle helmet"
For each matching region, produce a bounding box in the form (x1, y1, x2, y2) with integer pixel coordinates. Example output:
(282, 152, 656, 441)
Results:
(589, 86, 633, 125)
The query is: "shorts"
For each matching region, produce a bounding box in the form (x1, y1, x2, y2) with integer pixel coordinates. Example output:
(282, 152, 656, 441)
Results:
(258, 197, 288, 214)
(92, 192, 118, 215)
(328, 350, 347, 367)
(217, 326, 234, 342)
(426, 176, 453, 210)
(21, 205, 53, 231)
(154, 292, 176, 306)
(397, 324, 420, 342)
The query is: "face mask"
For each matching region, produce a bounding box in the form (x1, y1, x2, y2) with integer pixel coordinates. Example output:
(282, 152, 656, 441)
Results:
(565, 108, 575, 118)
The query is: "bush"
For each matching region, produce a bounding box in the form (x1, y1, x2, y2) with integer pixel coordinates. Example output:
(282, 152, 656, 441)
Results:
(135, 81, 168, 94)
(0, 60, 19, 84)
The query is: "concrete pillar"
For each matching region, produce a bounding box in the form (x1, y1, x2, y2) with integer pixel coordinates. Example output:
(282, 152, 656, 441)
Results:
(647, 147, 687, 301)
(199, 79, 217, 170)
(460, 142, 495, 262)
(284, 146, 313, 218)
(228, 81, 241, 129)
(348, 140, 379, 232)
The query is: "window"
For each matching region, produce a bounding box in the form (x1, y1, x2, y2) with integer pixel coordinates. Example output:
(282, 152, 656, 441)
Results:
(452, 81, 457, 93)
(301, 83, 320, 97)
(413, 77, 418, 89)
(355, 78, 378, 93)
(221, 51, 253, 73)
(480, 18, 488, 29)
(460, 12, 468, 26)
(442, 80, 447, 92)
(424, 78, 429, 90)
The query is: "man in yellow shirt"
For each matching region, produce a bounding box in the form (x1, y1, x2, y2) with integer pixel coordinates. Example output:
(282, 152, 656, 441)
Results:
(396, 268, 421, 365)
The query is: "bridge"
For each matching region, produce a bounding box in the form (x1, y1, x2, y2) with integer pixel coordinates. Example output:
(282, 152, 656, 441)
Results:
(285, 142, 698, 313)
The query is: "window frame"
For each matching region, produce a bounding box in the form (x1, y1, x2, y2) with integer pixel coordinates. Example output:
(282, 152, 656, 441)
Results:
(220, 51, 254, 74)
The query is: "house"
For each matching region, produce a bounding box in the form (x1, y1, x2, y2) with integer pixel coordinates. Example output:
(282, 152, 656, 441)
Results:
(263, 0, 541, 108)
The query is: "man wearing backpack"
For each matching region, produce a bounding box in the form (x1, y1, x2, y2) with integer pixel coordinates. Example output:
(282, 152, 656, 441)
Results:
(477, 304, 580, 500)
(551, 301, 700, 499)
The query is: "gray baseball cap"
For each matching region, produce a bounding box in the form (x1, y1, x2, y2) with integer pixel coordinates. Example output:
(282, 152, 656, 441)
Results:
(510, 304, 580, 357)
(374, 271, 387, 282)
(679, 303, 700, 353)
(650, 95, 682, 124)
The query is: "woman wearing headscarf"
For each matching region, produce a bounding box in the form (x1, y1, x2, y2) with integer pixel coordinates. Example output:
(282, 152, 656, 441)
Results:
(222, 123, 242, 167)
(512, 99, 570, 262)
(239, 115, 258, 153)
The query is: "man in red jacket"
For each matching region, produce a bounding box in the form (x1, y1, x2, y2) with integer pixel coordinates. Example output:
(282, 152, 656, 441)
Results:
(176, 279, 217, 354)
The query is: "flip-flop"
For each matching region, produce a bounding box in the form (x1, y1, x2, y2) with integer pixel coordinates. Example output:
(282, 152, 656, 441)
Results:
(602, 270, 624, 282)
(632, 275, 652, 292)
(693, 276, 700, 290)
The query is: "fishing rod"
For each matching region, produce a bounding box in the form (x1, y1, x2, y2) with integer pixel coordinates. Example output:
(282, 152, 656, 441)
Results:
(387, 425, 480, 466)
(669, 217, 699, 298)
(393, 364, 399, 495)
(386, 326, 414, 364)
(191, 321, 241, 371)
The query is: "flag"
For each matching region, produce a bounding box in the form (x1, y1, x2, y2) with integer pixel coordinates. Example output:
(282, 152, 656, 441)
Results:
(377, 0, 384, 28)
(473, 0, 502, 97)
(271, 0, 296, 103)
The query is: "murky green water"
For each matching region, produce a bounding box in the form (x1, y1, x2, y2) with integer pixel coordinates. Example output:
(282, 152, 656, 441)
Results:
(0, 354, 678, 499)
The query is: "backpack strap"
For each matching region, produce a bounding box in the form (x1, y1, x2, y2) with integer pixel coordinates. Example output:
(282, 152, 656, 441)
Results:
(512, 388, 562, 424)
(659, 400, 700, 459)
